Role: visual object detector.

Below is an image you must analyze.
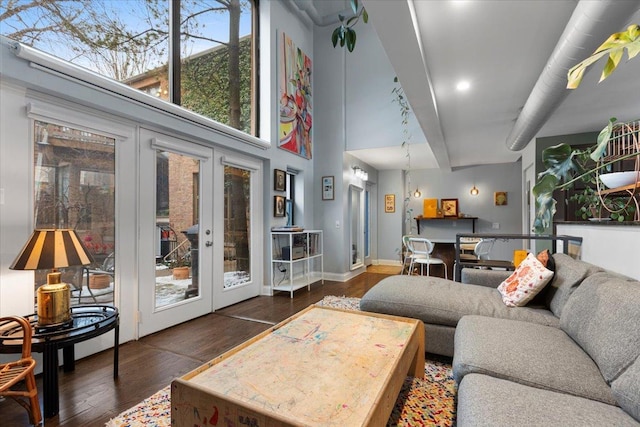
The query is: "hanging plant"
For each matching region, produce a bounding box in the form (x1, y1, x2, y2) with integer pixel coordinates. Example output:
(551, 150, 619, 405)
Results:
(331, 0, 368, 52)
(392, 77, 417, 235)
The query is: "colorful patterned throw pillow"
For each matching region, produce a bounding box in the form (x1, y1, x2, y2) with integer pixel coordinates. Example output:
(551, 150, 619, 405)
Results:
(498, 253, 555, 307)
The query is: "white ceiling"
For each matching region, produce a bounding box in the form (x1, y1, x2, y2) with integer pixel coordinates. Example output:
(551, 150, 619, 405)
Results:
(290, 0, 640, 171)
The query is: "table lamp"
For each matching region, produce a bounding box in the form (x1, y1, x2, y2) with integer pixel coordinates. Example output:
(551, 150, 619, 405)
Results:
(10, 229, 94, 327)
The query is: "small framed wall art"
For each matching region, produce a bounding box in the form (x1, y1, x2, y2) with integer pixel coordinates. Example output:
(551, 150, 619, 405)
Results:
(322, 176, 334, 200)
(495, 191, 508, 206)
(274, 169, 286, 192)
(274, 195, 286, 217)
(441, 198, 459, 217)
(384, 194, 395, 213)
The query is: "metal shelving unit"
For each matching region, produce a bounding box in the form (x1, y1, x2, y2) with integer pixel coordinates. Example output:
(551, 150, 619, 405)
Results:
(270, 230, 323, 298)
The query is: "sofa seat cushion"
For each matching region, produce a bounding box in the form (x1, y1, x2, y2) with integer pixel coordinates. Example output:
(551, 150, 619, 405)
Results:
(453, 315, 615, 405)
(613, 356, 640, 422)
(457, 374, 640, 427)
(359, 275, 559, 328)
(560, 274, 640, 383)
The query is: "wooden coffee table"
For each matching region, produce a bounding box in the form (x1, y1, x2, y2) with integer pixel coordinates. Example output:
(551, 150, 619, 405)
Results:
(172, 305, 425, 426)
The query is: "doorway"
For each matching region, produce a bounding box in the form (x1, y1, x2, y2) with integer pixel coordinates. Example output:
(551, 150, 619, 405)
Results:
(213, 150, 263, 309)
(138, 129, 214, 336)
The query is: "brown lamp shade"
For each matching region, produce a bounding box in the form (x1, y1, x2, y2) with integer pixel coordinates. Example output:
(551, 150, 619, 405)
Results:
(10, 229, 93, 271)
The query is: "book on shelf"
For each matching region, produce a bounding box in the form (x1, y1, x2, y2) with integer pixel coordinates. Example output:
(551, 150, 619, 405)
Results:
(271, 225, 304, 232)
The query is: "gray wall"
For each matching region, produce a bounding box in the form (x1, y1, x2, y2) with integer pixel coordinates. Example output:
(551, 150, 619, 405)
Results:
(404, 162, 524, 261)
(377, 170, 404, 263)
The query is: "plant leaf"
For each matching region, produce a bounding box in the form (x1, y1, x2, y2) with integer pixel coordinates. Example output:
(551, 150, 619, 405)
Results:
(363, 8, 369, 23)
(600, 49, 623, 82)
(331, 28, 340, 48)
(350, 0, 358, 15)
(346, 28, 356, 52)
(567, 24, 640, 89)
(533, 174, 559, 234)
(626, 38, 640, 59)
(539, 143, 577, 181)
(590, 117, 616, 162)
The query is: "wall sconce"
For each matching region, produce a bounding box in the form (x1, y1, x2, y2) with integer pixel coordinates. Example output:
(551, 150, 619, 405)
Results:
(352, 166, 368, 181)
(413, 188, 422, 198)
(470, 185, 479, 196)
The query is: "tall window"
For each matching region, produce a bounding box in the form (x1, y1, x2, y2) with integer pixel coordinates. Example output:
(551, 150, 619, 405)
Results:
(2, 0, 257, 135)
(33, 121, 116, 304)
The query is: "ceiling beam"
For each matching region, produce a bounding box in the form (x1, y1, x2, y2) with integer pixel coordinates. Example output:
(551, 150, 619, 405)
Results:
(364, 0, 451, 171)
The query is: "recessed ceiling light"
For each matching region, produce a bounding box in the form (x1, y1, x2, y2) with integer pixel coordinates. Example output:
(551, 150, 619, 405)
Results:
(456, 80, 471, 91)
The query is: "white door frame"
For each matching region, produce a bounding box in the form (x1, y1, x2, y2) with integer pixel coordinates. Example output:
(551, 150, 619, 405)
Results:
(138, 128, 214, 337)
(212, 148, 263, 309)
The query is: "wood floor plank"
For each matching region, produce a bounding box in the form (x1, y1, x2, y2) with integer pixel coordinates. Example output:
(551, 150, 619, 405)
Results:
(0, 273, 391, 426)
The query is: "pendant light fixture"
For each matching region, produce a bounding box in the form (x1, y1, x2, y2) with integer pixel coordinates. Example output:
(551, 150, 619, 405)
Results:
(470, 185, 479, 196)
(413, 188, 422, 198)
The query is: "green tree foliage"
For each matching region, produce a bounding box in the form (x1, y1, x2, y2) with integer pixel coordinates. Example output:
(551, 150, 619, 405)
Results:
(1, 0, 253, 133)
(182, 36, 252, 134)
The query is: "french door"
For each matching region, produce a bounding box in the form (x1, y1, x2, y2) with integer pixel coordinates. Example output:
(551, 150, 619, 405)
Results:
(137, 131, 263, 336)
(138, 129, 214, 336)
(212, 150, 263, 310)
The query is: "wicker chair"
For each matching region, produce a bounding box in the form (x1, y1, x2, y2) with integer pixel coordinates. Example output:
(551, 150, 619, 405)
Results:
(0, 316, 42, 426)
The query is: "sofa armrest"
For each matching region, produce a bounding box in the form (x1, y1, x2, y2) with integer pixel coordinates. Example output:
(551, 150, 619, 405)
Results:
(461, 268, 511, 288)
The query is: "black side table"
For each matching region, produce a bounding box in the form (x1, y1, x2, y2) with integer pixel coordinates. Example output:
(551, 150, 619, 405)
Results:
(0, 305, 119, 418)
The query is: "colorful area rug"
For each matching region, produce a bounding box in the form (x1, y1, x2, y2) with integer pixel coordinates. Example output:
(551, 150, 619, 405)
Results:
(106, 296, 456, 427)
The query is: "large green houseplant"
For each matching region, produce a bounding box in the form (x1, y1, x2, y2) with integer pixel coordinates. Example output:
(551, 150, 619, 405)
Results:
(532, 24, 640, 234)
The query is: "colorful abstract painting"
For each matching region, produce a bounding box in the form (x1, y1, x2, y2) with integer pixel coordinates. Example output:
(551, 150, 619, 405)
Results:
(279, 32, 312, 159)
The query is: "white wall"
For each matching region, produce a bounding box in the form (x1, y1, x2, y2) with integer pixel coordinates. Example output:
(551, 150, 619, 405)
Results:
(344, 19, 426, 151)
(556, 223, 640, 280)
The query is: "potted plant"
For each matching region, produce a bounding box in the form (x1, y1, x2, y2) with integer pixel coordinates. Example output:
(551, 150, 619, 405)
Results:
(169, 256, 191, 280)
(570, 183, 636, 222)
(533, 24, 640, 233)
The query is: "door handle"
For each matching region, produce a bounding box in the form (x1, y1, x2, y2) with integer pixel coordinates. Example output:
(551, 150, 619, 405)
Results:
(205, 241, 213, 247)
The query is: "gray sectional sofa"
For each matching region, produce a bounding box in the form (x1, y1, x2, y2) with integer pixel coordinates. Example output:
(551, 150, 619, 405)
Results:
(360, 253, 640, 426)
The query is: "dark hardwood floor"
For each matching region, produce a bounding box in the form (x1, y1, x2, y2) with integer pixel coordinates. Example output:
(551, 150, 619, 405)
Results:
(2, 271, 391, 426)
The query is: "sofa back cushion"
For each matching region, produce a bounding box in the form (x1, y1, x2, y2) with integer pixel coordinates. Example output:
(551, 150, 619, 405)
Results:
(545, 253, 602, 317)
(560, 274, 640, 383)
(613, 355, 640, 422)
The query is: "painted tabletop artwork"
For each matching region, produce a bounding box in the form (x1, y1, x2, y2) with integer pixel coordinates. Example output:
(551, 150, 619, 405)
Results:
(187, 307, 415, 425)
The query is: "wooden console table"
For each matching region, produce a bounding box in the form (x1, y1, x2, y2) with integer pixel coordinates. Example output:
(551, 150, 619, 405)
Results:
(415, 216, 478, 234)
